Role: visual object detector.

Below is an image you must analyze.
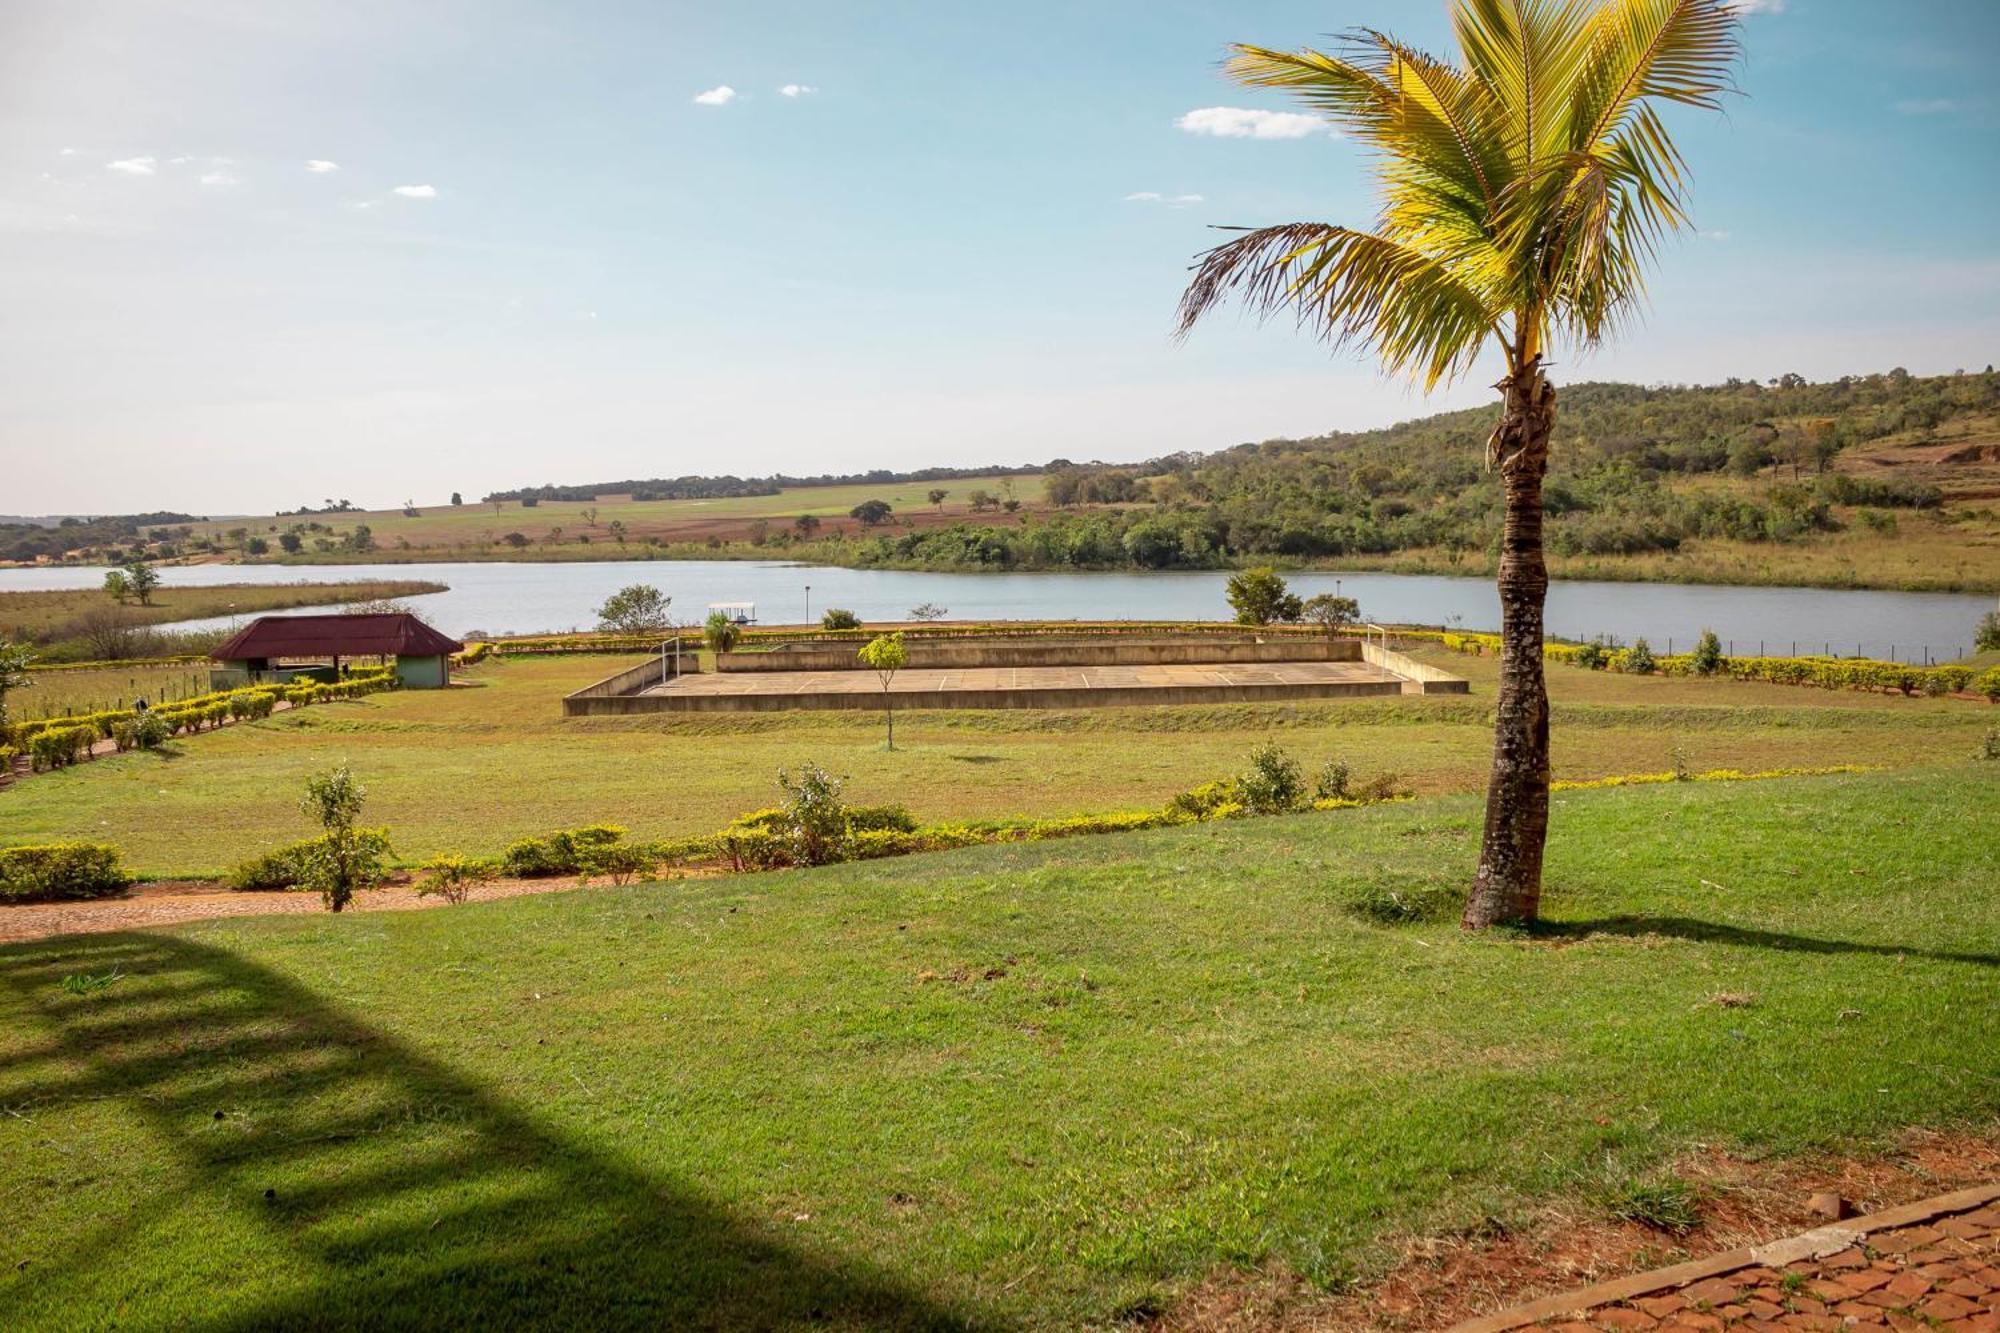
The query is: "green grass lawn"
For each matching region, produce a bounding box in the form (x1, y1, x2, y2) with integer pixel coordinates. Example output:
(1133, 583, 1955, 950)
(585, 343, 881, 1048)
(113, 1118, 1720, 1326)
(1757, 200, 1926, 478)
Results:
(2, 768, 1994, 1328)
(3, 650, 1990, 877)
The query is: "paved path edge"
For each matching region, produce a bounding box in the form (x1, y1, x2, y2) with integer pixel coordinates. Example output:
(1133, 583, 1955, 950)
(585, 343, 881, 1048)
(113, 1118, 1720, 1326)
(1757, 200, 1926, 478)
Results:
(1445, 1182, 2000, 1332)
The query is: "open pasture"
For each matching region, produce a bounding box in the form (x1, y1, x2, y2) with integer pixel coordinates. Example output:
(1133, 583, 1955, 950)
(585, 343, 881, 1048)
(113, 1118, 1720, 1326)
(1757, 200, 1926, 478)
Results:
(2, 647, 1988, 879)
(175, 474, 1048, 557)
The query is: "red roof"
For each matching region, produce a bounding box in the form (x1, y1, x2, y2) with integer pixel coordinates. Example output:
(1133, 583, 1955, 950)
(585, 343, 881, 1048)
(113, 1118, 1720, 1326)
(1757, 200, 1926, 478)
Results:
(210, 613, 462, 662)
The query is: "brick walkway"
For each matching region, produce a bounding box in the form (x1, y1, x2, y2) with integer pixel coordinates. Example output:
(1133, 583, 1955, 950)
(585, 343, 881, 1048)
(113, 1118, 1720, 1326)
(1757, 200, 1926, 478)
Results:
(1453, 1186, 2000, 1332)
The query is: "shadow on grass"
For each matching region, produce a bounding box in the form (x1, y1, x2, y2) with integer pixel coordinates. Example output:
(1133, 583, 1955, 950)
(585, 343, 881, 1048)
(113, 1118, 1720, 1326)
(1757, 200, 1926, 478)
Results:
(1538, 916, 1999, 968)
(1, 933, 969, 1330)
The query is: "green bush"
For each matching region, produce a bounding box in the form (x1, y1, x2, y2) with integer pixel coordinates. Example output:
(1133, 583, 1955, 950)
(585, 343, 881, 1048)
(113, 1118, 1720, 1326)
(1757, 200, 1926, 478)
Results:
(29, 724, 95, 770)
(577, 843, 657, 885)
(228, 830, 392, 892)
(412, 854, 496, 905)
(1314, 759, 1353, 802)
(847, 803, 918, 833)
(1621, 637, 1657, 675)
(1236, 741, 1307, 814)
(776, 763, 849, 866)
(1166, 779, 1241, 820)
(0, 842, 131, 902)
(820, 608, 862, 630)
(1978, 667, 2000, 702)
(1690, 629, 1723, 676)
(500, 825, 627, 878)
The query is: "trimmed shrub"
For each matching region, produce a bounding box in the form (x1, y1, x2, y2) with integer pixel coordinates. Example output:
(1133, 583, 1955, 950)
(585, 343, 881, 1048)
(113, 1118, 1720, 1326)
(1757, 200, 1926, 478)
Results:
(228, 830, 392, 892)
(1979, 667, 2000, 703)
(820, 608, 862, 630)
(413, 854, 496, 905)
(0, 843, 131, 902)
(501, 825, 627, 878)
(577, 843, 657, 885)
(29, 725, 95, 770)
(847, 803, 918, 833)
(1621, 638, 1657, 675)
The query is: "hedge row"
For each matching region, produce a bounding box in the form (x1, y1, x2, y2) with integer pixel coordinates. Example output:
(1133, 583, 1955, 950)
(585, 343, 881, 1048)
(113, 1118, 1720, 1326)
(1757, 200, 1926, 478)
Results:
(228, 829, 394, 891)
(1441, 631, 2000, 699)
(4, 666, 402, 763)
(0, 843, 131, 902)
(1551, 764, 1869, 793)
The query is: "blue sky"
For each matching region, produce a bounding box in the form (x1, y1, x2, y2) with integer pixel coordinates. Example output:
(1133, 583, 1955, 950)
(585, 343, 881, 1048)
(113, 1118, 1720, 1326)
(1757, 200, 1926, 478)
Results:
(3, 0, 1996, 515)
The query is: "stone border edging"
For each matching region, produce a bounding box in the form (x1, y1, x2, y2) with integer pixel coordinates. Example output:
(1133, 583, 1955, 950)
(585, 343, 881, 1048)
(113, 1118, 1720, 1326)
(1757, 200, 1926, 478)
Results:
(1444, 1183, 2000, 1332)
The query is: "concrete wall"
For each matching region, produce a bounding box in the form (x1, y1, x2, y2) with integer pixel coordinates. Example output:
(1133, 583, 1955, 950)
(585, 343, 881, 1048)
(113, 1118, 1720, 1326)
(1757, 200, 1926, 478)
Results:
(1361, 641, 1472, 694)
(565, 677, 1405, 716)
(565, 656, 681, 700)
(716, 637, 1363, 673)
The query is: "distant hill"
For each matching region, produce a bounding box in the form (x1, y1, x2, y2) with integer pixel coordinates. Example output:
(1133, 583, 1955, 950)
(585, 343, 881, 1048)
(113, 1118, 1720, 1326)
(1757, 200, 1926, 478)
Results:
(484, 463, 1046, 505)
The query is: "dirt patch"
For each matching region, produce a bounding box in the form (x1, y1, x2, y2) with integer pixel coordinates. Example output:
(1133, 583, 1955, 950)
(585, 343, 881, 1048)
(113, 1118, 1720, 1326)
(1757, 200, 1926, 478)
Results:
(0, 871, 687, 943)
(1149, 1126, 2000, 1331)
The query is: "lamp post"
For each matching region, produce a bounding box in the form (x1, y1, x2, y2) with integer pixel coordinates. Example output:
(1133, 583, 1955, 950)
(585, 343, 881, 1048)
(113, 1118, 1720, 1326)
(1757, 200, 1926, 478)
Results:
(804, 584, 811, 626)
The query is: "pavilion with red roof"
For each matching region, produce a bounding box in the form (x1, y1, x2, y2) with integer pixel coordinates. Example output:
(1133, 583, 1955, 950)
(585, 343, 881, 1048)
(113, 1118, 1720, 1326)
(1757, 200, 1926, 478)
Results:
(210, 613, 463, 689)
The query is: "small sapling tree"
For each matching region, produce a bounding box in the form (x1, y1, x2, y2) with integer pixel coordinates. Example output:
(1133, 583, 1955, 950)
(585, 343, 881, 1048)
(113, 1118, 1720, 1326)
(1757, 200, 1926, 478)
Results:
(858, 632, 908, 750)
(1301, 593, 1360, 639)
(1226, 567, 1302, 626)
(596, 584, 672, 635)
(123, 560, 161, 607)
(299, 765, 388, 913)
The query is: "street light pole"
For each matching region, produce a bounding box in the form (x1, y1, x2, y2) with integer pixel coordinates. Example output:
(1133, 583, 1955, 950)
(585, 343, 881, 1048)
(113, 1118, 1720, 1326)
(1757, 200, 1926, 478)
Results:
(804, 584, 811, 626)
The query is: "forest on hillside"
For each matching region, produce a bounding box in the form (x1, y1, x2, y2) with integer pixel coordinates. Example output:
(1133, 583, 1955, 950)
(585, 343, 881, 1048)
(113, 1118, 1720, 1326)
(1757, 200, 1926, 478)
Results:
(816, 369, 1998, 572)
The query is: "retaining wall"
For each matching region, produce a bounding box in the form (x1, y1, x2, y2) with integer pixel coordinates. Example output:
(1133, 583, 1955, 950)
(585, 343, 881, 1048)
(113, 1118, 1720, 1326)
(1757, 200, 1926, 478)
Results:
(1362, 641, 1473, 694)
(716, 637, 1362, 673)
(565, 676, 1406, 715)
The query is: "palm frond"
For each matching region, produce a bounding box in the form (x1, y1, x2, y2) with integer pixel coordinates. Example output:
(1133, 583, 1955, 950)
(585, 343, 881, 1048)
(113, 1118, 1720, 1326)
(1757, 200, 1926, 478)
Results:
(1176, 223, 1502, 387)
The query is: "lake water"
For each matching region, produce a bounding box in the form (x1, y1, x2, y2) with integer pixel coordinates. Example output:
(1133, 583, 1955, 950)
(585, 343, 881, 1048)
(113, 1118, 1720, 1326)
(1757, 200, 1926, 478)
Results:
(3, 561, 1991, 661)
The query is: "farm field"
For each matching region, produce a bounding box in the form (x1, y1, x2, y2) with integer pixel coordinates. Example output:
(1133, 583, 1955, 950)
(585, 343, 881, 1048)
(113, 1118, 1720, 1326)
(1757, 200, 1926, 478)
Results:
(1, 767, 1994, 1328)
(10, 661, 221, 721)
(2, 647, 1991, 879)
(0, 579, 447, 640)
(172, 474, 1048, 561)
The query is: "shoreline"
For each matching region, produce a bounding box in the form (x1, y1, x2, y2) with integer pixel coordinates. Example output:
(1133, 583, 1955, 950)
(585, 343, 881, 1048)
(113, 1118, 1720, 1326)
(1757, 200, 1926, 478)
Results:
(7, 547, 1996, 596)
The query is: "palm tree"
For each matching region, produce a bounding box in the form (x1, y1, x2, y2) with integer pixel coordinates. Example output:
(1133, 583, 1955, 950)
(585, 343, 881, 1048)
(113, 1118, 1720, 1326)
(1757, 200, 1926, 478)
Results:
(1177, 0, 1739, 929)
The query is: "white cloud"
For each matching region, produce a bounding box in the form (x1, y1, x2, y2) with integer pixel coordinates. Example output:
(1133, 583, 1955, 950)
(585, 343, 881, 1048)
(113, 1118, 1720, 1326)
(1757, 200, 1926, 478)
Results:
(106, 156, 157, 175)
(692, 85, 737, 106)
(391, 184, 437, 198)
(1730, 0, 1785, 12)
(306, 159, 340, 173)
(1700, 229, 1731, 241)
(778, 83, 816, 98)
(199, 171, 239, 186)
(1175, 107, 1330, 140)
(1124, 191, 1163, 202)
(57, 147, 78, 157)
(167, 155, 193, 166)
(1894, 98, 1956, 116)
(1125, 191, 1205, 207)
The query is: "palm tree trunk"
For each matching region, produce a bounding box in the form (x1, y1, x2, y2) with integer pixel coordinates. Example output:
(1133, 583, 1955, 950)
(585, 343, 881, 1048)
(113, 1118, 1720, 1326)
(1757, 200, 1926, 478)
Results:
(1464, 360, 1557, 929)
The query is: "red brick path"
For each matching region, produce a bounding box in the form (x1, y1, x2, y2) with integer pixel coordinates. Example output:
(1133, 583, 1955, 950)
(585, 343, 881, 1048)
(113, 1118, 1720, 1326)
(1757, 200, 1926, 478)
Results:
(1455, 1189, 2000, 1332)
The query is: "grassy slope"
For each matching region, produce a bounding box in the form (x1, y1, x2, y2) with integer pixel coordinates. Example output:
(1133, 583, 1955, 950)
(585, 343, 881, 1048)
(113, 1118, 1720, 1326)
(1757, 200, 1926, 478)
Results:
(177, 475, 1045, 551)
(1, 768, 1994, 1328)
(3, 649, 1991, 877)
(0, 579, 449, 639)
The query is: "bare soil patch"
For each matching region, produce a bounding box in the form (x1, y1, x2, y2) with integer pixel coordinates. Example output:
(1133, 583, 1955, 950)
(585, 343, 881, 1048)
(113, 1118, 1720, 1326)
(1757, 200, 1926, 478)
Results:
(0, 872, 655, 943)
(1150, 1127, 2000, 1331)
